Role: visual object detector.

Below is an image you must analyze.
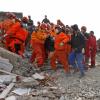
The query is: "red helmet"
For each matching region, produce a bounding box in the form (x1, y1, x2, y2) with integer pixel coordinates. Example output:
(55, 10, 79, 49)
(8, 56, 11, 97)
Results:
(22, 17, 28, 23)
(40, 23, 47, 29)
(46, 24, 50, 30)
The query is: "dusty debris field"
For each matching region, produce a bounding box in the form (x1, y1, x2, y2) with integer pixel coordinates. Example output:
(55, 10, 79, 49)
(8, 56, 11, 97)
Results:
(0, 47, 100, 100)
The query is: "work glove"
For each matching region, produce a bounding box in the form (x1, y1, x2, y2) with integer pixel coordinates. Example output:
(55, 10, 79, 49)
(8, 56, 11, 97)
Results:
(82, 48, 85, 54)
(59, 42, 64, 46)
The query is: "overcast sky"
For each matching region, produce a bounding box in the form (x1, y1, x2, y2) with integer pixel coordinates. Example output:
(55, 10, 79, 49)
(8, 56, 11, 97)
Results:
(0, 0, 100, 39)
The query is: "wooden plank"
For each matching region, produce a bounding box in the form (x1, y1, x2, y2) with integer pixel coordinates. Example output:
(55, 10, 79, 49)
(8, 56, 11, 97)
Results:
(0, 69, 18, 76)
(0, 82, 15, 99)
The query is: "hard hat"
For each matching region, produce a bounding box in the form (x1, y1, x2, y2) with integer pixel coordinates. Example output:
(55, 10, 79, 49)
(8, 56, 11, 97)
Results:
(22, 17, 28, 23)
(40, 23, 47, 29)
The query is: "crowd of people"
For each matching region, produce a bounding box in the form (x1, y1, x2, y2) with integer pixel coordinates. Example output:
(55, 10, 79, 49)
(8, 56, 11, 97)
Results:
(0, 13, 97, 78)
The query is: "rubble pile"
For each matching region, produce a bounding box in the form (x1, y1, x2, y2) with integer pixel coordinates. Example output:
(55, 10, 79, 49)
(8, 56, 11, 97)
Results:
(0, 47, 100, 100)
(0, 47, 35, 76)
(58, 78, 100, 100)
(0, 72, 66, 100)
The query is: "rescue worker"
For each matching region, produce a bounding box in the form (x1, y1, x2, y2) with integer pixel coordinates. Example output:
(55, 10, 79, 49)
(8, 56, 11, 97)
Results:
(2, 12, 15, 34)
(1, 13, 16, 49)
(37, 21, 41, 30)
(30, 25, 47, 68)
(88, 31, 97, 68)
(21, 16, 28, 30)
(50, 26, 70, 75)
(57, 19, 65, 29)
(50, 23, 56, 37)
(21, 16, 30, 51)
(5, 19, 28, 57)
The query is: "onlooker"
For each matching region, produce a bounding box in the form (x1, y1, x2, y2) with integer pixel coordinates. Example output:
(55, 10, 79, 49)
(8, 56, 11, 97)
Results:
(69, 24, 85, 78)
(42, 15, 50, 24)
(26, 16, 35, 51)
(87, 31, 97, 68)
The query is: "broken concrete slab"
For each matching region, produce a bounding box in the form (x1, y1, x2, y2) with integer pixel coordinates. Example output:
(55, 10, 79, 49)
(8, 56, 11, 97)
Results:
(0, 57, 13, 72)
(0, 75, 16, 84)
(31, 89, 49, 96)
(0, 47, 35, 76)
(0, 82, 15, 99)
(21, 77, 39, 87)
(0, 83, 6, 92)
(49, 86, 58, 90)
(0, 47, 22, 65)
(5, 96, 16, 100)
(17, 96, 31, 100)
(32, 73, 45, 80)
(12, 88, 31, 96)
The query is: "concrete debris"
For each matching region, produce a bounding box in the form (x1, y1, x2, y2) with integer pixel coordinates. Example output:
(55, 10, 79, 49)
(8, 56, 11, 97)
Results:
(0, 47, 35, 76)
(21, 77, 39, 87)
(31, 89, 49, 96)
(0, 47, 100, 100)
(0, 82, 15, 99)
(49, 86, 58, 90)
(17, 95, 31, 100)
(59, 96, 65, 100)
(0, 57, 13, 72)
(0, 83, 6, 92)
(12, 88, 31, 96)
(0, 75, 16, 84)
(32, 73, 45, 80)
(77, 97, 82, 100)
(0, 47, 22, 65)
(5, 96, 16, 100)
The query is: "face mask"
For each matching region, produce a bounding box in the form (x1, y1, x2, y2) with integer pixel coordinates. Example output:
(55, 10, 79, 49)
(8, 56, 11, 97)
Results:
(12, 19, 15, 23)
(22, 23, 27, 29)
(55, 29, 59, 34)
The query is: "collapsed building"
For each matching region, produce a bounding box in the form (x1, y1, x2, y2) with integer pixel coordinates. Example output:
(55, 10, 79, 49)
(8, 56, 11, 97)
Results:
(0, 11, 23, 21)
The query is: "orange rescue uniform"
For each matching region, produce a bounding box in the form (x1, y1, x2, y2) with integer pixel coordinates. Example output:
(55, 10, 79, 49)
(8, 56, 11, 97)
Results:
(5, 22, 28, 56)
(50, 32, 70, 72)
(30, 30, 47, 67)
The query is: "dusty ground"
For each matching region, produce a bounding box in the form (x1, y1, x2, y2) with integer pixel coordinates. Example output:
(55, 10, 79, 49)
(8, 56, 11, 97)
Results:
(14, 53, 100, 100)
(1, 46, 100, 100)
(42, 54, 100, 100)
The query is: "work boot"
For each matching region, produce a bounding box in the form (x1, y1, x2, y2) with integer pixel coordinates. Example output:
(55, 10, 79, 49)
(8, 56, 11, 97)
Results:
(66, 72, 71, 77)
(39, 67, 44, 71)
(79, 73, 85, 78)
(72, 68, 79, 74)
(84, 66, 88, 71)
(90, 65, 96, 68)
